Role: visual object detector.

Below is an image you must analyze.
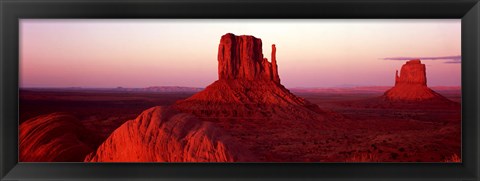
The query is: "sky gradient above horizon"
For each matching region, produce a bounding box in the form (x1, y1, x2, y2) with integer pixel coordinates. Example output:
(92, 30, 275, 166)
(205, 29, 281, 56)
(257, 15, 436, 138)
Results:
(20, 19, 461, 88)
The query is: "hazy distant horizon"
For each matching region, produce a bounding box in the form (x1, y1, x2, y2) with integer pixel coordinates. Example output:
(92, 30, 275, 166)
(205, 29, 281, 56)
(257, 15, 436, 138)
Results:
(20, 19, 461, 88)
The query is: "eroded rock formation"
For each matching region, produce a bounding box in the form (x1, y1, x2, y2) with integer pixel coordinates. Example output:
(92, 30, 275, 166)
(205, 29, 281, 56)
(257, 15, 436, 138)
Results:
(85, 106, 247, 162)
(175, 33, 323, 118)
(383, 59, 450, 102)
(19, 113, 99, 162)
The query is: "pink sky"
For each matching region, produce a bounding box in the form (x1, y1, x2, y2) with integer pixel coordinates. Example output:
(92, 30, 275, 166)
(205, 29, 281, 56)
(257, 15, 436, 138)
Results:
(20, 19, 461, 88)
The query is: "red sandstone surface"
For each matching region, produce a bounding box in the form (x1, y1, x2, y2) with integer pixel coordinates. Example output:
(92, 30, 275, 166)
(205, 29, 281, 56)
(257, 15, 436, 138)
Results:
(85, 106, 248, 162)
(19, 113, 100, 162)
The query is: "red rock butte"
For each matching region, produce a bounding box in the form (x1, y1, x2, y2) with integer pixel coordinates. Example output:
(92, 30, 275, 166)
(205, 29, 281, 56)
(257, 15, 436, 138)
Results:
(175, 33, 323, 118)
(383, 59, 450, 102)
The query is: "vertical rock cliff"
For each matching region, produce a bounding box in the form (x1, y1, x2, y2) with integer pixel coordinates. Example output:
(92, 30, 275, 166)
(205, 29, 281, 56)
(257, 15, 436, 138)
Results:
(394, 59, 427, 86)
(218, 33, 280, 83)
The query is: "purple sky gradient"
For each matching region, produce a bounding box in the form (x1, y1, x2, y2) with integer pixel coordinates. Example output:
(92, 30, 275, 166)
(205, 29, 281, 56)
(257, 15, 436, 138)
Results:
(20, 19, 461, 88)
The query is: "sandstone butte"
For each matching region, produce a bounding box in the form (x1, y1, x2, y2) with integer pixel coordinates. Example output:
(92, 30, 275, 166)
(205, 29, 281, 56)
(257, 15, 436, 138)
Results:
(174, 33, 324, 119)
(19, 113, 100, 162)
(383, 59, 452, 102)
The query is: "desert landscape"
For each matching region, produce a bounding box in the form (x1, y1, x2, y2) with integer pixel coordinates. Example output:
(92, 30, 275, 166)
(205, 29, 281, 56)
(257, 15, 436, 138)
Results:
(19, 33, 461, 162)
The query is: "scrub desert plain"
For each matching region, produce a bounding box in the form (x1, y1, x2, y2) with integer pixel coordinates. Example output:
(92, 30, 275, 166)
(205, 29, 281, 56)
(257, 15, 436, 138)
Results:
(19, 33, 461, 162)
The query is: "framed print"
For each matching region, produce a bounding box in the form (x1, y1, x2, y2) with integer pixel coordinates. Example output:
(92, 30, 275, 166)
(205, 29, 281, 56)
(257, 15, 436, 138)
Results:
(1, 0, 479, 180)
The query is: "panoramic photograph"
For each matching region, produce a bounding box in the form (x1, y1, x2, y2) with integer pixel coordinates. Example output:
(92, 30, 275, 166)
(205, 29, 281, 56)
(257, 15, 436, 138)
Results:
(19, 19, 461, 162)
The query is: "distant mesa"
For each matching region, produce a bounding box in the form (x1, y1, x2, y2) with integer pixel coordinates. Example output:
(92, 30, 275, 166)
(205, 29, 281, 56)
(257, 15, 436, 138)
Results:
(175, 33, 324, 118)
(383, 59, 452, 102)
(115, 86, 203, 93)
(85, 106, 250, 162)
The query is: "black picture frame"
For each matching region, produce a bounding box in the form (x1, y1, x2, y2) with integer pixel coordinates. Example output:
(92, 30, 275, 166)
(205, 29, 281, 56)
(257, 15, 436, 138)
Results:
(1, 0, 479, 180)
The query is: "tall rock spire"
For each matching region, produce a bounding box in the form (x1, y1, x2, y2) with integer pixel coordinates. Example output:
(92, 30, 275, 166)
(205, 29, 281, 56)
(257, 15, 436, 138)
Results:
(271, 44, 280, 83)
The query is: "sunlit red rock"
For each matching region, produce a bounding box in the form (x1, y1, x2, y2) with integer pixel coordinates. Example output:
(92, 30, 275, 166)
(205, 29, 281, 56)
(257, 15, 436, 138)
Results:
(176, 33, 323, 118)
(218, 33, 280, 83)
(383, 59, 451, 102)
(19, 113, 98, 162)
(395, 59, 427, 86)
(85, 106, 248, 162)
